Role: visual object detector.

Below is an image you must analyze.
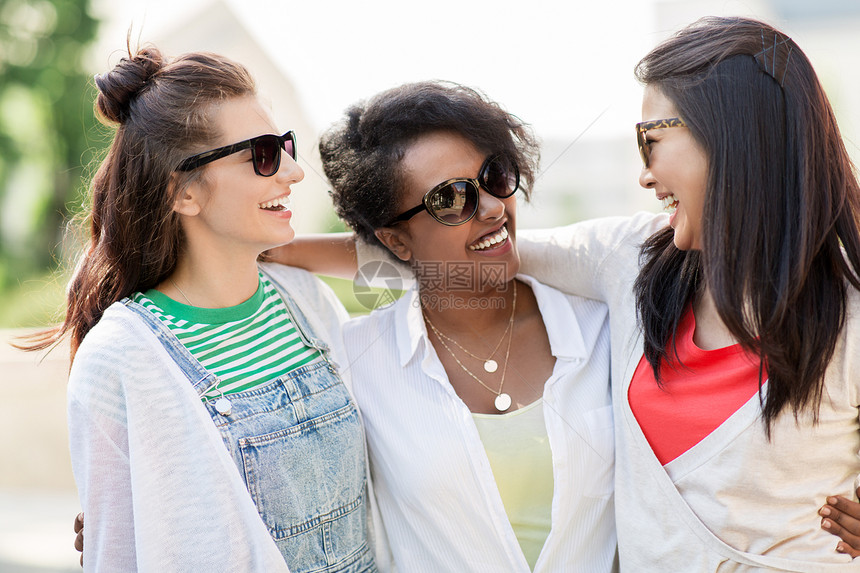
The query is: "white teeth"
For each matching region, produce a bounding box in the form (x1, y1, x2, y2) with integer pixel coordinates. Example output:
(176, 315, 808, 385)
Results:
(259, 195, 291, 210)
(469, 225, 509, 251)
(661, 194, 678, 212)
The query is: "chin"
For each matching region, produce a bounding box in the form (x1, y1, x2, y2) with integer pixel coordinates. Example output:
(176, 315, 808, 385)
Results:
(498, 255, 521, 286)
(670, 224, 691, 251)
(280, 228, 297, 244)
(267, 231, 296, 251)
(672, 234, 702, 252)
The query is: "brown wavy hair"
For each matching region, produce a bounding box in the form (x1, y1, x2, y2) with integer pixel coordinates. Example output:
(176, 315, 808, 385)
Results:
(18, 45, 256, 361)
(633, 17, 860, 432)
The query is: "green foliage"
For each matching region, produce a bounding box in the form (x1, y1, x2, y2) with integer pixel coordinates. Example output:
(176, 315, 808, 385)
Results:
(0, 0, 102, 302)
(317, 275, 405, 317)
(0, 268, 68, 326)
(0, 272, 396, 327)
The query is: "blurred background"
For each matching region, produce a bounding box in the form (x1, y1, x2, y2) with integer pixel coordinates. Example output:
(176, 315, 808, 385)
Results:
(1, 0, 858, 570)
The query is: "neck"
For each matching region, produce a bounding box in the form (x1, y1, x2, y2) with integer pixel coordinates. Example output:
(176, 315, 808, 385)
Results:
(163, 241, 261, 309)
(419, 280, 517, 333)
(691, 283, 736, 350)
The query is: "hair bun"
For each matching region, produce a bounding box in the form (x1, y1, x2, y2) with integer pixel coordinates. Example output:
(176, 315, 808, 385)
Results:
(95, 47, 164, 123)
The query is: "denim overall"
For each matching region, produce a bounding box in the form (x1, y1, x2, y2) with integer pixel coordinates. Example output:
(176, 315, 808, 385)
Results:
(123, 273, 376, 573)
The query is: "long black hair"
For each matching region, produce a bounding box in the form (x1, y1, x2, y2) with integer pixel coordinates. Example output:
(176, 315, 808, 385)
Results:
(633, 16, 860, 431)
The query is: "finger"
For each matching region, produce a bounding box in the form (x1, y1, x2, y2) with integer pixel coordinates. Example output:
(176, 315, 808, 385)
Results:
(836, 540, 860, 559)
(824, 496, 860, 536)
(821, 517, 860, 558)
(73, 511, 84, 563)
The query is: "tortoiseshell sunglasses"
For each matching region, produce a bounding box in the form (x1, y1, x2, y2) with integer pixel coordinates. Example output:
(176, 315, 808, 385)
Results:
(635, 117, 687, 167)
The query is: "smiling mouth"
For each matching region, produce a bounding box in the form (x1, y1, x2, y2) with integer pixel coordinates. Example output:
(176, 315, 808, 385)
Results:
(259, 195, 291, 211)
(469, 225, 509, 251)
(661, 194, 678, 212)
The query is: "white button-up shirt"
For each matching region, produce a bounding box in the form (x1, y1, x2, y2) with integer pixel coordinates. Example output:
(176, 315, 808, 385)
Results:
(342, 275, 617, 572)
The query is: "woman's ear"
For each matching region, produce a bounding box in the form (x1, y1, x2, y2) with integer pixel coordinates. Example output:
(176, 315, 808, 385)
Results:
(374, 227, 412, 262)
(170, 174, 203, 217)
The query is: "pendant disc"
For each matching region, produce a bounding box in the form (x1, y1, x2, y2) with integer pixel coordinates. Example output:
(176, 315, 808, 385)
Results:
(483, 360, 498, 373)
(494, 393, 512, 412)
(215, 397, 232, 416)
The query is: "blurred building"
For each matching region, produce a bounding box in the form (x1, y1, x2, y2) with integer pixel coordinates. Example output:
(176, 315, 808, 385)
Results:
(91, 0, 860, 232)
(529, 0, 860, 229)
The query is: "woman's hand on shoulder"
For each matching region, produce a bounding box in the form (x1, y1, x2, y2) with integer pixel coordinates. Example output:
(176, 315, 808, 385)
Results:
(820, 488, 860, 558)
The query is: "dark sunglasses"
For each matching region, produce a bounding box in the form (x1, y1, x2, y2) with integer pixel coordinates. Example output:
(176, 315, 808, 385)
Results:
(635, 117, 686, 167)
(177, 131, 296, 176)
(386, 155, 519, 227)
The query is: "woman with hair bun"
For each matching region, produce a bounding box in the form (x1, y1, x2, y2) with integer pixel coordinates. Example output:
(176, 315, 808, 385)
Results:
(71, 78, 617, 572)
(22, 46, 385, 572)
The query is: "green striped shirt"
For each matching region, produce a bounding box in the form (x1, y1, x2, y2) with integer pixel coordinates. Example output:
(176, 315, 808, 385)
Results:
(132, 273, 322, 399)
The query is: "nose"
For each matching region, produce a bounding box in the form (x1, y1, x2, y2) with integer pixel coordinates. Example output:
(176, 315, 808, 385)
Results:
(638, 164, 656, 189)
(277, 151, 304, 185)
(476, 188, 507, 221)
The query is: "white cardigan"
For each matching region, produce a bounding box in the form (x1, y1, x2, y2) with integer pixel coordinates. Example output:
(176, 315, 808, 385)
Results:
(68, 263, 392, 572)
(518, 212, 860, 571)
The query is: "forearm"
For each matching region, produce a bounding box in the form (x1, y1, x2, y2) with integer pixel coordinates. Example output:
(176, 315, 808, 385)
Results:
(518, 213, 665, 301)
(518, 221, 619, 300)
(266, 233, 358, 279)
(69, 399, 138, 571)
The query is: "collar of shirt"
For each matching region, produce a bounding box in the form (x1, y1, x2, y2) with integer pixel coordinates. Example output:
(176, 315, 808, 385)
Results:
(393, 274, 590, 369)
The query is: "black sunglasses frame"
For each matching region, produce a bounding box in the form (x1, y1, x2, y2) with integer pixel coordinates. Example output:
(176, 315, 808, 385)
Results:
(177, 131, 296, 176)
(635, 118, 686, 168)
(386, 155, 520, 227)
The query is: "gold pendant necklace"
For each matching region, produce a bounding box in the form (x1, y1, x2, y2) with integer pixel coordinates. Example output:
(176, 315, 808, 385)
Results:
(424, 282, 517, 412)
(170, 278, 232, 417)
(424, 283, 516, 373)
(170, 279, 194, 306)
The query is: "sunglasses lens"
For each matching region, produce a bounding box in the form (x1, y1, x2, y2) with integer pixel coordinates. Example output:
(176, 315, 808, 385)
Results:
(253, 136, 280, 176)
(636, 128, 650, 167)
(428, 181, 478, 224)
(481, 156, 518, 198)
(284, 132, 297, 161)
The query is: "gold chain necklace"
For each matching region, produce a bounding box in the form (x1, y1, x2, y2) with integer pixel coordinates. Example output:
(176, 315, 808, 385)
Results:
(424, 282, 517, 412)
(170, 279, 194, 306)
(170, 278, 233, 417)
(425, 288, 515, 373)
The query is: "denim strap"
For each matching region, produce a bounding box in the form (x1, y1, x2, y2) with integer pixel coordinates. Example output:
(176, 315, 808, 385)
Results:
(122, 298, 217, 396)
(258, 267, 331, 353)
(122, 275, 331, 397)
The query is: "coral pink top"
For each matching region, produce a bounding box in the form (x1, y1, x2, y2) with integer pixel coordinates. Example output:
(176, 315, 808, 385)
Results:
(629, 307, 765, 465)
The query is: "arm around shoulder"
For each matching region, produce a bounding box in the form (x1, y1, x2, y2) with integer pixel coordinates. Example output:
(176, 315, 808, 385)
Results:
(265, 232, 358, 279)
(517, 211, 667, 300)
